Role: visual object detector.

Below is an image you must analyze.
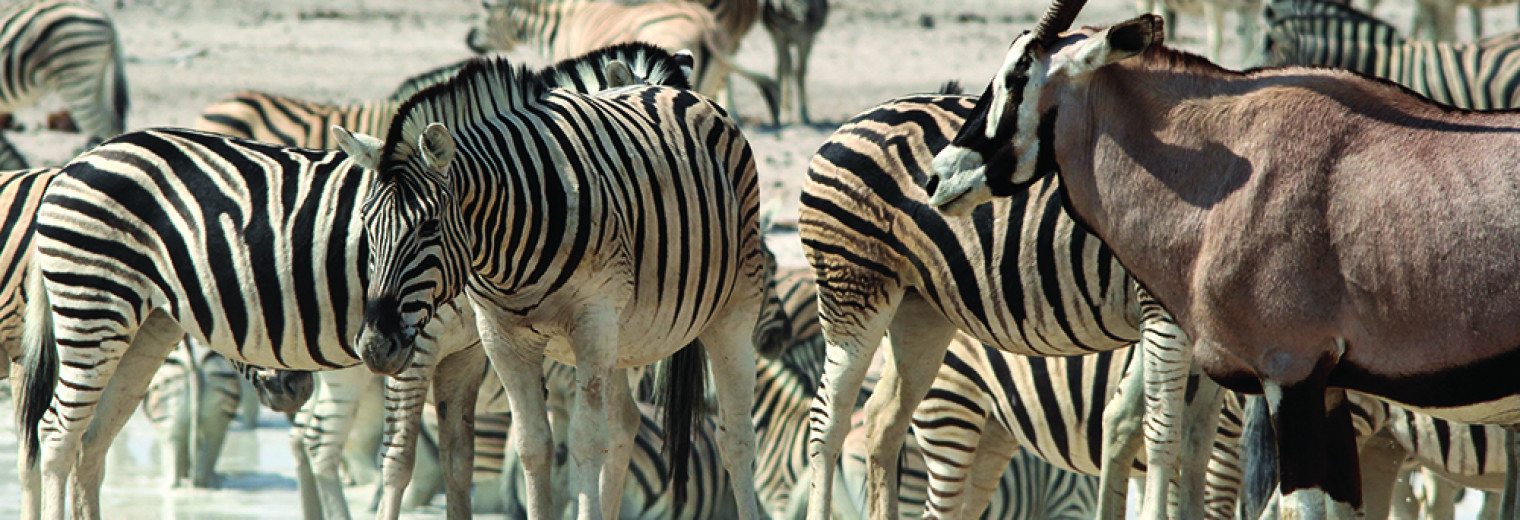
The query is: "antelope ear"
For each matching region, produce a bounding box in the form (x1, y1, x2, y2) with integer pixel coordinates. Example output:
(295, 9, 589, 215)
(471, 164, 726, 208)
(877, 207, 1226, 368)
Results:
(1052, 14, 1163, 77)
(331, 126, 383, 171)
(418, 123, 456, 176)
(604, 60, 637, 88)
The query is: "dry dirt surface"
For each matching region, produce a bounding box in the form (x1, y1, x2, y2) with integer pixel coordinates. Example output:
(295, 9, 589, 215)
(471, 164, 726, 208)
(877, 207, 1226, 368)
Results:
(0, 0, 1512, 518)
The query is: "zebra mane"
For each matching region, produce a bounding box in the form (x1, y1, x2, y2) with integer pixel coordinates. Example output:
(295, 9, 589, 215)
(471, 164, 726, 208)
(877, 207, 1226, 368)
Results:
(542, 41, 693, 91)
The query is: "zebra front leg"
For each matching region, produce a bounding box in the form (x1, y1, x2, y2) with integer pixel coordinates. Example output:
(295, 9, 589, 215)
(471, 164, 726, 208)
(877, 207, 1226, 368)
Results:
(805, 282, 903, 520)
(1097, 348, 1144, 520)
(915, 369, 1001, 519)
(1355, 430, 1408, 520)
(792, 33, 816, 125)
(482, 319, 556, 519)
(299, 367, 372, 520)
(1175, 370, 1223, 519)
(957, 422, 1023, 520)
(290, 417, 324, 520)
(1137, 294, 1191, 520)
(596, 366, 639, 518)
(68, 312, 182, 520)
(700, 303, 763, 520)
(427, 347, 486, 520)
(373, 361, 438, 520)
(765, 26, 795, 125)
(564, 306, 619, 520)
(867, 298, 957, 519)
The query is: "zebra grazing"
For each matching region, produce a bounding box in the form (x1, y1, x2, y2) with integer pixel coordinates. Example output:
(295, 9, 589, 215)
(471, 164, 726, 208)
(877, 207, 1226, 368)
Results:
(0, 167, 59, 383)
(140, 337, 245, 489)
(338, 52, 772, 520)
(466, 0, 780, 124)
(197, 41, 692, 149)
(0, 1, 129, 168)
(1263, 0, 1520, 110)
(797, 91, 1215, 520)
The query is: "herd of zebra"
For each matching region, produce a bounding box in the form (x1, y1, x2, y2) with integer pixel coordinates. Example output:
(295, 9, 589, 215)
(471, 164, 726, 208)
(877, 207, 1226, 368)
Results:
(5, 0, 1520, 519)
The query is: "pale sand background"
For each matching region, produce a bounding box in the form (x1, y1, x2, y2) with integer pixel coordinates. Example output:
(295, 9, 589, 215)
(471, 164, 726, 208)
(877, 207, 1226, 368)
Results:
(0, 0, 1511, 517)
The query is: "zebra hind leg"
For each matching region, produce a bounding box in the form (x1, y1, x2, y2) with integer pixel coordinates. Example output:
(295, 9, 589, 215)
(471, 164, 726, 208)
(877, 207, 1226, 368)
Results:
(1136, 293, 1194, 520)
(296, 367, 373, 520)
(865, 296, 957, 519)
(373, 356, 442, 520)
(1173, 369, 1224, 519)
(1097, 348, 1146, 520)
(805, 277, 904, 520)
(698, 302, 764, 520)
(958, 421, 1024, 520)
(69, 311, 183, 520)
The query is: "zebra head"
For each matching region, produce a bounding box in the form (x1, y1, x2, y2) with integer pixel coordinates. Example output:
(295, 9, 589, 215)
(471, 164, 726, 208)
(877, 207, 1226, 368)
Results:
(927, 0, 1162, 216)
(335, 123, 468, 376)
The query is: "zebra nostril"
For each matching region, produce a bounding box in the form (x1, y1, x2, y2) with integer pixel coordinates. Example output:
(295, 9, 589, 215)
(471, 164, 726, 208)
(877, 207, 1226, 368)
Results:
(925, 174, 941, 196)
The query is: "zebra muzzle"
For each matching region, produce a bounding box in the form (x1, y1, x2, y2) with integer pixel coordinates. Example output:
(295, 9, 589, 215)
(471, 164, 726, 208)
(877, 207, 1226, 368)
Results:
(359, 328, 418, 376)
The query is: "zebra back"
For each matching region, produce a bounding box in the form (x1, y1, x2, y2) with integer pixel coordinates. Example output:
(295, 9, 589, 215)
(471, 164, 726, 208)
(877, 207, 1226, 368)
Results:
(0, 0, 128, 142)
(0, 167, 60, 375)
(1263, 0, 1520, 109)
(197, 42, 694, 150)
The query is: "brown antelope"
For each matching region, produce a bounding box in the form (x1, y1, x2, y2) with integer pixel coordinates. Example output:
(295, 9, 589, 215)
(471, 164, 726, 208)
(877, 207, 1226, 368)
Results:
(924, 0, 1520, 518)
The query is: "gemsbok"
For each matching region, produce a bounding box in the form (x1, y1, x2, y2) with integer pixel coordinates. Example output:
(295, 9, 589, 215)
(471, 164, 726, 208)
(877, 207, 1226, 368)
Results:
(924, 0, 1520, 518)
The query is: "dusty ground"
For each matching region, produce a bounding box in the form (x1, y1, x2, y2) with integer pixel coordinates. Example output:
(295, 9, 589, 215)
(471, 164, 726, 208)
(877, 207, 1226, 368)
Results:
(0, 0, 1512, 517)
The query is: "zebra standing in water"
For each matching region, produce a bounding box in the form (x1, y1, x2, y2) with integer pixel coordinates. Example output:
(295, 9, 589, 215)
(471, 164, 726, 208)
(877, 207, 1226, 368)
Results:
(140, 337, 245, 489)
(798, 90, 1219, 520)
(0, 1, 129, 169)
(339, 53, 773, 520)
(1262, 0, 1520, 110)
(465, 0, 780, 124)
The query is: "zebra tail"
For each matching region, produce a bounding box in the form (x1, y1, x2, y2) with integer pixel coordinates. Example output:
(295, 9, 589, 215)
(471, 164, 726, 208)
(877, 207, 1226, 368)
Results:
(104, 22, 130, 138)
(659, 339, 708, 505)
(1238, 394, 1278, 520)
(17, 261, 58, 468)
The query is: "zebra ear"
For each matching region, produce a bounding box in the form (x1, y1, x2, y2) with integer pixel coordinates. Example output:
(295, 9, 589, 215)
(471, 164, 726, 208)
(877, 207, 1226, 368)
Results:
(418, 123, 456, 176)
(673, 50, 695, 82)
(331, 125, 383, 171)
(605, 60, 637, 88)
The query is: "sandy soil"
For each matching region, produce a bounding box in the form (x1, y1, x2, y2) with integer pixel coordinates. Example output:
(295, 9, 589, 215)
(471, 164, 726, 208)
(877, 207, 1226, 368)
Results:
(0, 0, 1513, 517)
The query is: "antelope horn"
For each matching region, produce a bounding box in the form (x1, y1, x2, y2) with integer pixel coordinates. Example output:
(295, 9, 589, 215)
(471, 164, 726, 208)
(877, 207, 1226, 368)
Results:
(1031, 0, 1089, 44)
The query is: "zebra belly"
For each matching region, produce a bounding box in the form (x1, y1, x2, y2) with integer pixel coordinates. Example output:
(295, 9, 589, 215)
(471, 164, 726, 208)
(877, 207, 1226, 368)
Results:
(1382, 394, 1520, 426)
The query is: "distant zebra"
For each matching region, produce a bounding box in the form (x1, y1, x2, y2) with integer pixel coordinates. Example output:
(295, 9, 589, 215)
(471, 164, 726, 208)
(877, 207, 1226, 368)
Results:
(1263, 0, 1520, 110)
(797, 91, 1212, 520)
(466, 0, 780, 123)
(760, 0, 827, 124)
(0, 1, 129, 168)
(197, 41, 692, 149)
(1409, 0, 1520, 41)
(340, 51, 773, 519)
(140, 337, 244, 489)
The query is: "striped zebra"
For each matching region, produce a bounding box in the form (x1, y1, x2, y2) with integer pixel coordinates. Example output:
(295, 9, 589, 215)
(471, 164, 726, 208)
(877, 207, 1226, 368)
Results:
(0, 167, 59, 383)
(909, 332, 1252, 520)
(197, 42, 692, 149)
(0, 1, 128, 169)
(465, 0, 781, 124)
(797, 89, 1217, 520)
(760, 0, 827, 124)
(339, 52, 772, 520)
(140, 336, 244, 489)
(1262, 0, 1520, 110)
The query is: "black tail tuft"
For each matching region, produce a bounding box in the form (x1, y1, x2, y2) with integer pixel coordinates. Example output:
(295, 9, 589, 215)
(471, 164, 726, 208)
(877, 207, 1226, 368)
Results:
(1239, 394, 1279, 520)
(659, 340, 708, 505)
(18, 265, 58, 468)
(937, 80, 965, 95)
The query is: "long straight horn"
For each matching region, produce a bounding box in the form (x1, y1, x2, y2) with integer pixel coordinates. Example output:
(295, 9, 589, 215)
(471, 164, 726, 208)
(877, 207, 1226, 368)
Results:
(1031, 0, 1089, 44)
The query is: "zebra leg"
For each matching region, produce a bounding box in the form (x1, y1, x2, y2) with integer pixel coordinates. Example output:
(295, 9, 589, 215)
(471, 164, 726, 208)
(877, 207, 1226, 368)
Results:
(1322, 389, 1363, 520)
(915, 366, 1000, 519)
(1174, 370, 1224, 519)
(700, 304, 763, 520)
(373, 358, 441, 520)
(1097, 349, 1145, 520)
(1357, 430, 1409, 520)
(563, 307, 619, 520)
(805, 280, 902, 520)
(1414, 467, 1460, 520)
(0, 132, 27, 170)
(426, 348, 486, 520)
(596, 367, 639, 519)
(1203, 2, 1225, 62)
(15, 371, 42, 520)
(865, 297, 957, 519)
(1480, 489, 1502, 520)
(957, 422, 1022, 520)
(792, 33, 816, 125)
(1137, 295, 1192, 520)
(68, 312, 182, 520)
(482, 319, 556, 519)
(1503, 425, 1520, 520)
(765, 26, 795, 125)
(289, 415, 324, 520)
(299, 367, 372, 520)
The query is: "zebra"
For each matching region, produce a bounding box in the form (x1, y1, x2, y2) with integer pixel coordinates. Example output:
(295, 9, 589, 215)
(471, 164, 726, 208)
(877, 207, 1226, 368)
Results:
(465, 0, 781, 124)
(908, 330, 1253, 520)
(197, 41, 692, 149)
(0, 1, 129, 169)
(338, 52, 773, 520)
(760, 0, 828, 124)
(139, 336, 245, 489)
(0, 167, 60, 384)
(1262, 0, 1520, 110)
(796, 89, 1218, 520)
